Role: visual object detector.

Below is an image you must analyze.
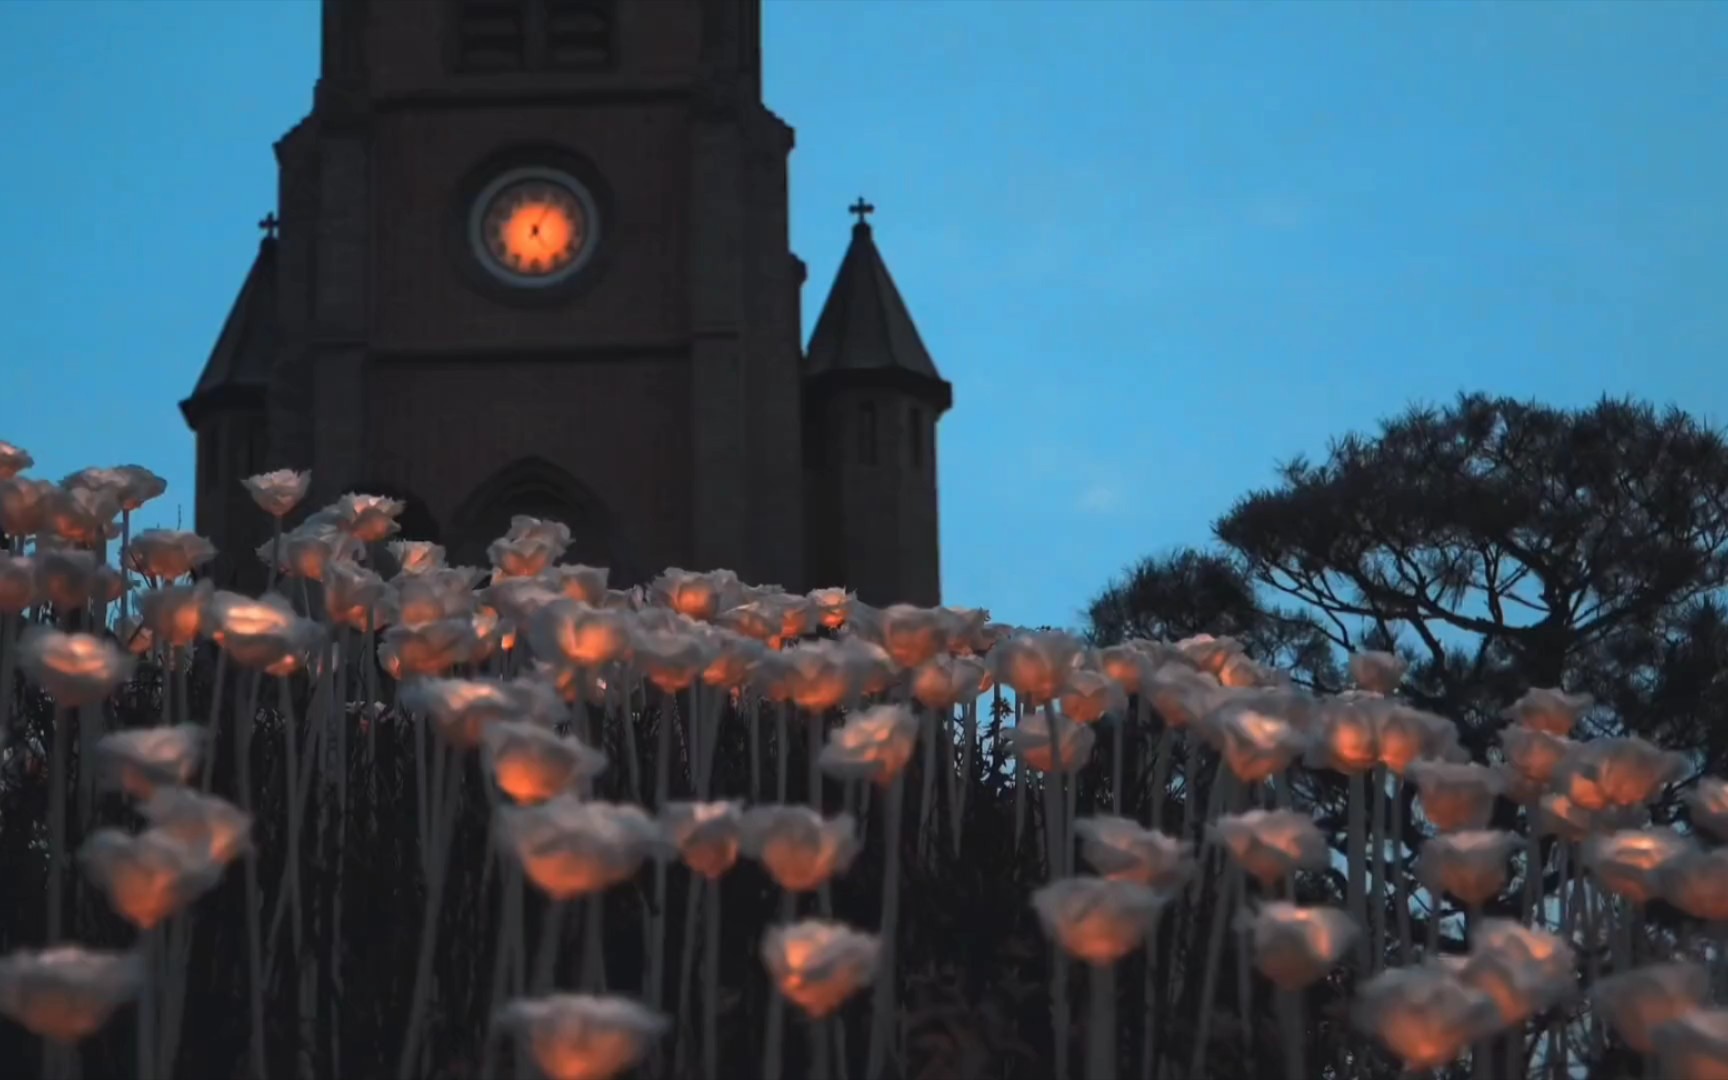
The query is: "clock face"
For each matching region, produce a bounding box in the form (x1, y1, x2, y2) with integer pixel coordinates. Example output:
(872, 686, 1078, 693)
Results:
(469, 167, 598, 287)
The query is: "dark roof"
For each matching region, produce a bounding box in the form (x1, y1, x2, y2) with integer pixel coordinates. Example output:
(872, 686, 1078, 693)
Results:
(181, 238, 278, 424)
(805, 221, 945, 384)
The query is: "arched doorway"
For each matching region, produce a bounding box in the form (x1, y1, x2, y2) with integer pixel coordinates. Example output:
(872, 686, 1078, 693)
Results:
(448, 457, 643, 585)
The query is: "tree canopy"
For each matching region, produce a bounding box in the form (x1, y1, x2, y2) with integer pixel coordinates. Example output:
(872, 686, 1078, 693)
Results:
(1088, 393, 1728, 770)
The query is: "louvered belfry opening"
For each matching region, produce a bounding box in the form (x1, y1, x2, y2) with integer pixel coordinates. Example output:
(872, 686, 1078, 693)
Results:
(451, 0, 613, 73)
(545, 0, 614, 69)
(454, 0, 527, 71)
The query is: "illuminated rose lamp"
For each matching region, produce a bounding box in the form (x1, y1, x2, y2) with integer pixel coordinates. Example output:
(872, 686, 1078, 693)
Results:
(1033, 877, 1169, 1080)
(1416, 830, 1519, 953)
(1590, 961, 1709, 1055)
(1502, 687, 1593, 737)
(817, 704, 919, 1079)
(1409, 761, 1505, 833)
(658, 801, 743, 1078)
(1352, 964, 1502, 1072)
(1242, 902, 1359, 1080)
(912, 653, 990, 855)
(95, 724, 205, 801)
(1584, 827, 1697, 970)
(18, 628, 134, 944)
(1688, 778, 1728, 842)
(741, 804, 863, 1077)
(760, 920, 880, 1080)
(0, 945, 142, 1050)
(493, 993, 667, 1080)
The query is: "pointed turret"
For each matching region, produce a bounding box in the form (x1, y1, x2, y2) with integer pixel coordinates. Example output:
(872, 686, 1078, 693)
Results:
(802, 201, 950, 607)
(180, 224, 280, 589)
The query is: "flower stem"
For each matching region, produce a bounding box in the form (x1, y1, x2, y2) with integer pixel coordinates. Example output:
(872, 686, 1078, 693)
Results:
(703, 877, 721, 1079)
(46, 706, 69, 944)
(865, 770, 905, 1079)
(1087, 962, 1115, 1080)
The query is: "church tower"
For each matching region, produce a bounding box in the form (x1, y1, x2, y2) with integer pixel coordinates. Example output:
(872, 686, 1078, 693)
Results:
(803, 203, 951, 607)
(182, 0, 950, 602)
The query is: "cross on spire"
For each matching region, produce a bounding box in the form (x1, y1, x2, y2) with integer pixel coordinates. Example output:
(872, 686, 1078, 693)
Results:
(848, 197, 875, 225)
(258, 212, 280, 239)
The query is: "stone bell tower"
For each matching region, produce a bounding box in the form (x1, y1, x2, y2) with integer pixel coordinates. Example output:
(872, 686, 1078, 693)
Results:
(183, 1, 952, 603)
(183, 0, 806, 589)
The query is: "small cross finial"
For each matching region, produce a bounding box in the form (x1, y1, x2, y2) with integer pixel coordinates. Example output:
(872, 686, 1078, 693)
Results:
(258, 212, 280, 239)
(848, 197, 875, 225)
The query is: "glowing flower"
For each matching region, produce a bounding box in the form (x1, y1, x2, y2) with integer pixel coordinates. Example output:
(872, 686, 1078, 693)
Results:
(1652, 1008, 1728, 1080)
(1175, 634, 1244, 676)
(659, 801, 744, 879)
(1349, 650, 1407, 695)
(35, 547, 103, 610)
(323, 559, 388, 631)
(388, 539, 445, 576)
(393, 567, 483, 627)
(489, 535, 561, 581)
(761, 920, 880, 1018)
(499, 797, 662, 900)
(1583, 828, 1696, 904)
(379, 619, 481, 679)
(18, 628, 134, 706)
(1502, 687, 1592, 737)
(65, 465, 165, 513)
(1074, 816, 1196, 890)
(633, 625, 712, 693)
(1242, 902, 1359, 990)
(209, 592, 323, 675)
(1499, 727, 1573, 788)
(0, 946, 141, 1044)
(1409, 761, 1505, 832)
(1537, 793, 1643, 843)
(0, 476, 52, 537)
(989, 630, 1085, 705)
(123, 529, 216, 581)
(1006, 708, 1096, 774)
(0, 441, 33, 480)
(1352, 965, 1502, 1070)
(776, 641, 860, 713)
(1555, 737, 1686, 811)
(819, 704, 920, 785)
(42, 485, 120, 546)
(807, 587, 854, 630)
(1097, 644, 1153, 694)
(1690, 778, 1728, 842)
(1208, 704, 1310, 783)
(1032, 877, 1168, 966)
(1375, 705, 1459, 774)
(78, 828, 222, 930)
(1307, 694, 1382, 774)
(1591, 962, 1709, 1054)
(271, 519, 360, 582)
(911, 655, 989, 711)
(867, 604, 944, 668)
(700, 630, 764, 689)
(96, 724, 205, 799)
(241, 469, 310, 518)
(0, 553, 35, 614)
(530, 600, 635, 669)
(137, 581, 212, 648)
(1417, 830, 1519, 906)
(741, 806, 860, 893)
(482, 721, 606, 805)
(137, 787, 252, 865)
(495, 994, 667, 1080)
(400, 677, 568, 748)
(1057, 669, 1128, 725)
(1454, 919, 1575, 1025)
(545, 564, 608, 606)
(327, 493, 405, 543)
(1210, 810, 1329, 887)
(651, 568, 740, 623)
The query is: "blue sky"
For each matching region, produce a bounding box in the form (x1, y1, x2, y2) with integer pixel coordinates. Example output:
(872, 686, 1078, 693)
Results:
(1, 1, 1724, 632)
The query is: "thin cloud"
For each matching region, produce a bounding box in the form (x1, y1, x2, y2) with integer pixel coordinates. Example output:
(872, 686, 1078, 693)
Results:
(1077, 483, 1124, 514)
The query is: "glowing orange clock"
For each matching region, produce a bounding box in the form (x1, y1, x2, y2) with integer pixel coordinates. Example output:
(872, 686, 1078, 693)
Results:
(470, 167, 598, 287)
